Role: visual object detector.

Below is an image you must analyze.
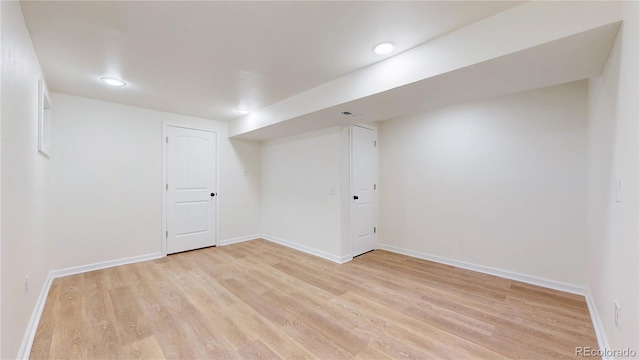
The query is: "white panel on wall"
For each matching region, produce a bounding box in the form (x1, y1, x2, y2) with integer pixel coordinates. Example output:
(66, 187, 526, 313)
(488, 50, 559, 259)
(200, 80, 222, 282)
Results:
(261, 126, 343, 257)
(378, 81, 588, 287)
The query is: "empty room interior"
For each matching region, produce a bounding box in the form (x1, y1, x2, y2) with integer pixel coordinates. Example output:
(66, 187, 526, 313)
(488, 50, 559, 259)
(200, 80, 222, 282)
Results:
(1, 0, 639, 359)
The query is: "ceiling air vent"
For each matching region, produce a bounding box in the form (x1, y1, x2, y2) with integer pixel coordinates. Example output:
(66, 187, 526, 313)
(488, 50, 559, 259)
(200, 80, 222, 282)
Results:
(341, 110, 362, 117)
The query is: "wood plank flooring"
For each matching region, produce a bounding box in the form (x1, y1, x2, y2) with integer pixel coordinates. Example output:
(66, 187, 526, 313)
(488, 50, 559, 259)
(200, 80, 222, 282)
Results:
(30, 239, 598, 359)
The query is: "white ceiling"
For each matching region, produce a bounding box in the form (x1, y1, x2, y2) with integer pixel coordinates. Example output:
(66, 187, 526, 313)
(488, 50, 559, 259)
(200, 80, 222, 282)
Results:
(227, 1, 622, 140)
(20, 1, 521, 122)
(235, 22, 620, 140)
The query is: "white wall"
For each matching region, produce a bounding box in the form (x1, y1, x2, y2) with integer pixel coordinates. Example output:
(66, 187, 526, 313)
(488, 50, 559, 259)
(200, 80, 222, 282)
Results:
(261, 126, 344, 259)
(224, 138, 262, 241)
(48, 93, 261, 270)
(1, 2, 50, 358)
(1, 1, 3, 355)
(587, 0, 639, 352)
(378, 81, 588, 287)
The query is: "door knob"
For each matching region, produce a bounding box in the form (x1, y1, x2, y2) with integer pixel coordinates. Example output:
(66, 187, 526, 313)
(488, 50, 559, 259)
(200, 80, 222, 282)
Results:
(353, 195, 359, 200)
(211, 193, 217, 197)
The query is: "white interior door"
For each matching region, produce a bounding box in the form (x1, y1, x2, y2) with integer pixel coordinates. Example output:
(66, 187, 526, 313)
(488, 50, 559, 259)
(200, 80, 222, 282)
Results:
(166, 126, 217, 254)
(351, 125, 377, 257)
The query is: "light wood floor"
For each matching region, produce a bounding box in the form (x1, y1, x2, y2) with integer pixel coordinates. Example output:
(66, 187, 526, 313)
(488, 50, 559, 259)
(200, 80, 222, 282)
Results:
(30, 239, 598, 359)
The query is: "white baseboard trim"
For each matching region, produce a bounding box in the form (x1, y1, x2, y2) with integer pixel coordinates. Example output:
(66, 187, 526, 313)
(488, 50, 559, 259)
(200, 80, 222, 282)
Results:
(49, 252, 164, 279)
(219, 234, 261, 246)
(262, 235, 351, 264)
(17, 251, 164, 359)
(377, 244, 586, 295)
(16, 273, 54, 360)
(585, 289, 610, 359)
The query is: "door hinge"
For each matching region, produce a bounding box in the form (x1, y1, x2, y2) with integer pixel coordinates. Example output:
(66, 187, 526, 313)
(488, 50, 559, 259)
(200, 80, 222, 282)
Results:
(166, 230, 168, 238)
(374, 140, 377, 147)
(374, 227, 377, 234)
(374, 184, 377, 190)
(166, 184, 168, 190)
(166, 137, 169, 143)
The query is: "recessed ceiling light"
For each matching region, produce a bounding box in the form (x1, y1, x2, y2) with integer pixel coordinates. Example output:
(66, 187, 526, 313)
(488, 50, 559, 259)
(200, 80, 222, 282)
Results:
(237, 109, 249, 115)
(100, 77, 126, 87)
(373, 42, 396, 55)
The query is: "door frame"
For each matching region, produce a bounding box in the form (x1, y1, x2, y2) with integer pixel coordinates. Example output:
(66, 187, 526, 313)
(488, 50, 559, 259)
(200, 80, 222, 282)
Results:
(161, 122, 220, 256)
(349, 124, 378, 257)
